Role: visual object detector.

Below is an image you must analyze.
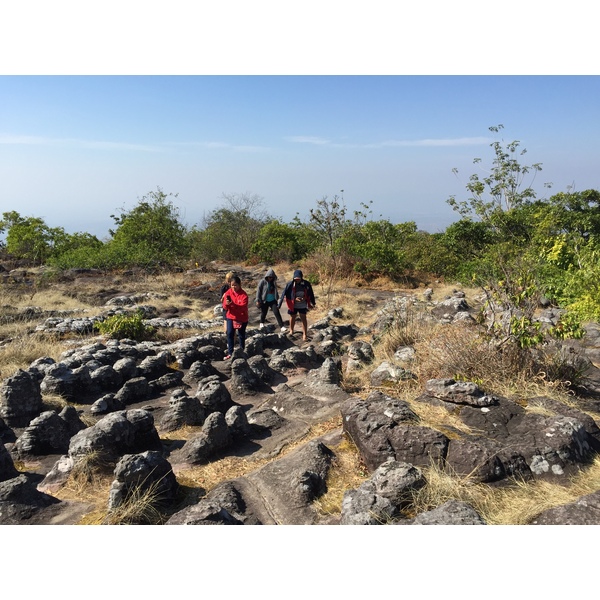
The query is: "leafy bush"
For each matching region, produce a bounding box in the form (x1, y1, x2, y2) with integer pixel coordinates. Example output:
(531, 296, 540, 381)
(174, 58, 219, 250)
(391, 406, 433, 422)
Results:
(95, 311, 156, 341)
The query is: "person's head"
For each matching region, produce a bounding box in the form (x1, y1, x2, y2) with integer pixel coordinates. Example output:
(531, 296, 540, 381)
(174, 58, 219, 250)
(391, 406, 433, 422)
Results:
(230, 275, 242, 291)
(293, 269, 303, 281)
(225, 271, 235, 284)
(265, 268, 276, 281)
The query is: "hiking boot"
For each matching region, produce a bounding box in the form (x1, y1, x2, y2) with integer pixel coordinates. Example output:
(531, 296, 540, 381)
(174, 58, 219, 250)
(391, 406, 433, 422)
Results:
(224, 353, 231, 360)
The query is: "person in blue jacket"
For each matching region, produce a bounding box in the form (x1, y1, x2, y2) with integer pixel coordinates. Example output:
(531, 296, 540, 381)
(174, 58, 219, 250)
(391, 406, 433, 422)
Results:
(255, 268, 287, 332)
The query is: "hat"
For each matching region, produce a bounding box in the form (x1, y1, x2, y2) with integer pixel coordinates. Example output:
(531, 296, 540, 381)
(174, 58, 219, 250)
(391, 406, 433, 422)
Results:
(293, 270, 303, 279)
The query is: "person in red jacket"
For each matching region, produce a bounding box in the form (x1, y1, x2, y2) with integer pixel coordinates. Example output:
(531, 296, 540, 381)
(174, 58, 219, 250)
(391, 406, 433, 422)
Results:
(222, 275, 249, 359)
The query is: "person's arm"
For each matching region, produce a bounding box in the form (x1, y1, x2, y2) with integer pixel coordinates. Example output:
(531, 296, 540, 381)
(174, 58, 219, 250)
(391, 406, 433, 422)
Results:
(308, 282, 316, 307)
(278, 282, 289, 308)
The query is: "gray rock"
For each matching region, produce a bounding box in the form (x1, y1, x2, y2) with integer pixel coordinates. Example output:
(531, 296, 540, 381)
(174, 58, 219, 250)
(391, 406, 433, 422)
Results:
(107, 450, 178, 513)
(0, 369, 43, 427)
(412, 500, 486, 525)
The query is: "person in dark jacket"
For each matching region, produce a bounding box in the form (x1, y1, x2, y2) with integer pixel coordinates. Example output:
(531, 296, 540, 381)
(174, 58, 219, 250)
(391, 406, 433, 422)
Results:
(278, 269, 316, 342)
(255, 268, 287, 332)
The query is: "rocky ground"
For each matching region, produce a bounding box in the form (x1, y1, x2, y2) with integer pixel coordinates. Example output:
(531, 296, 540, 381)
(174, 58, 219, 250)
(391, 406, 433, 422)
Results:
(3, 263, 600, 525)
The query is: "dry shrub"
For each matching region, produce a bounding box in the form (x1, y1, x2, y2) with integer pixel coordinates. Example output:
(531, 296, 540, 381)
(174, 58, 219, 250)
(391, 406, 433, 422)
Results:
(412, 323, 534, 389)
(373, 300, 441, 360)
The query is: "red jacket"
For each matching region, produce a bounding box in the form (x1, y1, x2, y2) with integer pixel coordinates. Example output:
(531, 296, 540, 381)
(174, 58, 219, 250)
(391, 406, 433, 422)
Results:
(222, 287, 249, 323)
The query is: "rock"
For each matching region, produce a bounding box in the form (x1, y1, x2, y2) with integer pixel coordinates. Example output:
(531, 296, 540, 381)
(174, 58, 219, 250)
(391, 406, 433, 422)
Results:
(107, 450, 178, 512)
(411, 500, 486, 525)
(0, 369, 43, 427)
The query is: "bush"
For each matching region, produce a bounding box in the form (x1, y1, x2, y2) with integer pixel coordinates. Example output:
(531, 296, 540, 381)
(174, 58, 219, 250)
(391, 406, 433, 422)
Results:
(95, 311, 156, 341)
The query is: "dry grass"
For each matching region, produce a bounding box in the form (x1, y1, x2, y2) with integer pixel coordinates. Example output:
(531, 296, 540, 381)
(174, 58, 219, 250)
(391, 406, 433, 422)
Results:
(0, 333, 69, 380)
(173, 415, 344, 494)
(313, 434, 371, 516)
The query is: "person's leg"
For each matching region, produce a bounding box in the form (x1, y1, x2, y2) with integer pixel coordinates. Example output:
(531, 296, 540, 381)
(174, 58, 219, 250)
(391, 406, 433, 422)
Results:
(270, 302, 285, 328)
(225, 319, 235, 356)
(260, 303, 269, 325)
(289, 312, 297, 335)
(223, 310, 227, 333)
(299, 312, 308, 340)
(238, 322, 248, 350)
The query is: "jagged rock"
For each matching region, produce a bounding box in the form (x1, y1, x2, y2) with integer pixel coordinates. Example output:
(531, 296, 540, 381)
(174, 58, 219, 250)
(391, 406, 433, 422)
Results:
(67, 409, 162, 462)
(0, 474, 61, 524)
(341, 460, 425, 525)
(112, 357, 139, 380)
(411, 500, 486, 525)
(247, 355, 279, 385)
(114, 377, 150, 404)
(90, 393, 126, 416)
(370, 361, 414, 386)
(531, 490, 600, 525)
(225, 405, 251, 438)
(0, 441, 19, 482)
(230, 357, 264, 395)
(184, 360, 221, 384)
(268, 346, 322, 372)
(424, 378, 496, 406)
(394, 346, 416, 364)
(13, 407, 86, 457)
(107, 450, 178, 512)
(176, 411, 232, 465)
(149, 370, 185, 394)
(138, 351, 172, 379)
(195, 377, 234, 413)
(245, 440, 335, 525)
(159, 390, 206, 432)
(89, 365, 123, 391)
(166, 501, 243, 525)
(342, 391, 449, 472)
(39, 363, 92, 401)
(347, 341, 375, 364)
(0, 369, 43, 427)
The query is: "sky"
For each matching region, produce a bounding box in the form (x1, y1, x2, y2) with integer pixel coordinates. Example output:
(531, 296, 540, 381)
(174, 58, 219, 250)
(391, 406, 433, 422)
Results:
(1, 2, 598, 242)
(2, 74, 599, 240)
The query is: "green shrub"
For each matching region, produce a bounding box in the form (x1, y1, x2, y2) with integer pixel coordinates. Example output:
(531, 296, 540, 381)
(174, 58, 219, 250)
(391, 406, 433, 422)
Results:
(95, 311, 156, 341)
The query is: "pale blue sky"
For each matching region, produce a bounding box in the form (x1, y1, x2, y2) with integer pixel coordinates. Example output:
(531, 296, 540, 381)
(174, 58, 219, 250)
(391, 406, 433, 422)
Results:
(1, 75, 599, 239)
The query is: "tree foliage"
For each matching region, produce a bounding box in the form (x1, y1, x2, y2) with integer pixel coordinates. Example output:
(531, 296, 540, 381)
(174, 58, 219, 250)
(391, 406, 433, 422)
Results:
(107, 188, 190, 268)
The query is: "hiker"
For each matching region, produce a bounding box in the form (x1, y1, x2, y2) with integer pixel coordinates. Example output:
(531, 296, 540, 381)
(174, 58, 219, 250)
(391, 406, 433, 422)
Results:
(278, 269, 316, 342)
(255, 268, 287, 332)
(222, 275, 249, 359)
(220, 271, 235, 333)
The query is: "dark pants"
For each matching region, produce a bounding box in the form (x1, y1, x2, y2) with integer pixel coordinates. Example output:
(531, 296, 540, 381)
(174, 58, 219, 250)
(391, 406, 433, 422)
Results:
(226, 319, 247, 354)
(259, 300, 284, 327)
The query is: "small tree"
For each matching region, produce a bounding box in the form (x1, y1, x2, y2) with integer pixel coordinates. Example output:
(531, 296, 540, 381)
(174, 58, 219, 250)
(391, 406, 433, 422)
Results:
(108, 188, 190, 268)
(0, 211, 65, 265)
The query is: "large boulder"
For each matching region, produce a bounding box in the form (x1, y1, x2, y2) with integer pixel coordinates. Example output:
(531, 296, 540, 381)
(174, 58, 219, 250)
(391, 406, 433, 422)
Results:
(107, 450, 179, 512)
(0, 369, 43, 427)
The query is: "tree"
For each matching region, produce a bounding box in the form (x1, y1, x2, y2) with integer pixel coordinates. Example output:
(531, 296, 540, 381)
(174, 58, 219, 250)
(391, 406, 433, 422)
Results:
(447, 124, 552, 228)
(0, 211, 65, 265)
(192, 192, 270, 262)
(250, 219, 318, 264)
(108, 187, 190, 267)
